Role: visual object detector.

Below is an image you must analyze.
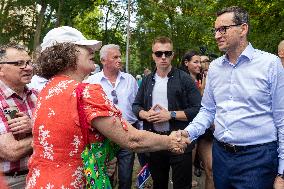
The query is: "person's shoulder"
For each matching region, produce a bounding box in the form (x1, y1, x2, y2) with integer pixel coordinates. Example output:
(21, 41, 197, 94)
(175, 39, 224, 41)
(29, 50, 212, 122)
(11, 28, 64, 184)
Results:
(85, 72, 102, 84)
(174, 68, 190, 79)
(254, 49, 278, 59)
(121, 72, 136, 80)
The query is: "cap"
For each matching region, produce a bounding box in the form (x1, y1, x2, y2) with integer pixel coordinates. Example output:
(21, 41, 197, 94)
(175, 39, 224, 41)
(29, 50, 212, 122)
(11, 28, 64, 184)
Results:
(41, 26, 102, 52)
(136, 75, 142, 79)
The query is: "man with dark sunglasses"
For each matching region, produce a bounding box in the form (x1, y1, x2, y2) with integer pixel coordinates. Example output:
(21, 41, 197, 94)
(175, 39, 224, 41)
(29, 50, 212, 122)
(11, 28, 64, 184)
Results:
(0, 43, 37, 188)
(133, 36, 201, 189)
(185, 6, 284, 189)
(85, 44, 140, 189)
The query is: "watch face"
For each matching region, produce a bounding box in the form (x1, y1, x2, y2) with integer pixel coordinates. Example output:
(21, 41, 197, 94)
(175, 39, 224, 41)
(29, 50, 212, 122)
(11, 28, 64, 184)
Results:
(171, 111, 176, 119)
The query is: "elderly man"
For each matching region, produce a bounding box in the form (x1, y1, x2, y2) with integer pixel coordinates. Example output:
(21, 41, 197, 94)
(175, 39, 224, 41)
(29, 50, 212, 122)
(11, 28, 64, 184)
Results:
(85, 44, 139, 189)
(278, 40, 284, 67)
(0, 43, 36, 188)
(185, 6, 284, 189)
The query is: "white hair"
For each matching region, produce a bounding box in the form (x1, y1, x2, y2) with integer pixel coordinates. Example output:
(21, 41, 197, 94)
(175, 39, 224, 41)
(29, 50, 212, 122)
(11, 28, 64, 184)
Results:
(100, 44, 120, 61)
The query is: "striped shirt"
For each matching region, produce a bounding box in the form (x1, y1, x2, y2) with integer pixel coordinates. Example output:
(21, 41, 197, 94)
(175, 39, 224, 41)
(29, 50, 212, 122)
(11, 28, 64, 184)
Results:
(0, 80, 38, 173)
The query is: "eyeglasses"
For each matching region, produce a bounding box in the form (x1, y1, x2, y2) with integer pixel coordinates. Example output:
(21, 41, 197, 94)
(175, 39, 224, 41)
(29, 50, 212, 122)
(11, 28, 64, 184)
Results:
(212, 24, 242, 35)
(0, 60, 32, 69)
(153, 51, 173, 58)
(111, 90, 118, 104)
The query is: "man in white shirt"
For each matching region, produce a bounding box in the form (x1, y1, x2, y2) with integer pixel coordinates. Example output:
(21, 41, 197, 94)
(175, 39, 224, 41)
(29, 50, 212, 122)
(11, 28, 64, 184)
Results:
(85, 44, 139, 189)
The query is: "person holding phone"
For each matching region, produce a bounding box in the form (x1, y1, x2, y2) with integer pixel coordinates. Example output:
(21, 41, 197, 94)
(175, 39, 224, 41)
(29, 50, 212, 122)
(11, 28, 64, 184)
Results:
(0, 43, 36, 188)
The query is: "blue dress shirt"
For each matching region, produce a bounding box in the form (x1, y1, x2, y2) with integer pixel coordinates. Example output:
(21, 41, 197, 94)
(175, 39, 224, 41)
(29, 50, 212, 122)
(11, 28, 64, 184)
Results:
(185, 43, 284, 173)
(85, 71, 139, 124)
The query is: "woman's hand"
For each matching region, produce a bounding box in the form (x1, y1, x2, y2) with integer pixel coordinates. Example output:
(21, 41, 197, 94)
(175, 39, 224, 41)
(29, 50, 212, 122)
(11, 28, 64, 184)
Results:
(168, 130, 190, 154)
(106, 157, 117, 177)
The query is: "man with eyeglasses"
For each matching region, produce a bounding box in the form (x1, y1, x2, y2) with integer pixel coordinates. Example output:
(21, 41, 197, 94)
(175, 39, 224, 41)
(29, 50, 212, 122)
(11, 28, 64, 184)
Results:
(184, 6, 284, 189)
(133, 36, 201, 189)
(0, 43, 36, 188)
(85, 44, 139, 189)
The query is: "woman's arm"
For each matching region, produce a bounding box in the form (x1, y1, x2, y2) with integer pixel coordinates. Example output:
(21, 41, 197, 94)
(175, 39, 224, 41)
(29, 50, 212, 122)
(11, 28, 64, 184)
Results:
(91, 116, 189, 153)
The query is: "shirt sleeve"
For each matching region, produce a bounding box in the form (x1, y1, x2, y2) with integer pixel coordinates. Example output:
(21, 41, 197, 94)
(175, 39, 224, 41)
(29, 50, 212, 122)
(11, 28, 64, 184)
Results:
(270, 58, 284, 174)
(81, 83, 127, 130)
(185, 66, 216, 141)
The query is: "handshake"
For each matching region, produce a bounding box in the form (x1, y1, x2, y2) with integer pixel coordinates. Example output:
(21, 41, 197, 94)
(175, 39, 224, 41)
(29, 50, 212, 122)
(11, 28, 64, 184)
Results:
(168, 130, 191, 154)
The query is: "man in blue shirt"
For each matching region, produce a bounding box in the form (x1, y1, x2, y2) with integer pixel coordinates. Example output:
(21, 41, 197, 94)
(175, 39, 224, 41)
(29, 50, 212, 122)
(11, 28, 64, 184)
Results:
(185, 6, 284, 189)
(85, 44, 139, 189)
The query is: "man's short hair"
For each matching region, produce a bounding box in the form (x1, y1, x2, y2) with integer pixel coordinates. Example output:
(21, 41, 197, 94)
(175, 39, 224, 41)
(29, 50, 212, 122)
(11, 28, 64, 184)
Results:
(100, 44, 120, 61)
(0, 42, 26, 60)
(152, 36, 173, 48)
(217, 6, 250, 29)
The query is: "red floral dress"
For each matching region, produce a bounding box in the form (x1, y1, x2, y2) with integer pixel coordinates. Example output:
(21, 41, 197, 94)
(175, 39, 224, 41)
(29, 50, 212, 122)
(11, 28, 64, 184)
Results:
(26, 75, 126, 189)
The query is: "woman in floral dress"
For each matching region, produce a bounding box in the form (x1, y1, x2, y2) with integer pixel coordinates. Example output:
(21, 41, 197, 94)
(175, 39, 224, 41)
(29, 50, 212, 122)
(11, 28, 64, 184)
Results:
(26, 26, 189, 189)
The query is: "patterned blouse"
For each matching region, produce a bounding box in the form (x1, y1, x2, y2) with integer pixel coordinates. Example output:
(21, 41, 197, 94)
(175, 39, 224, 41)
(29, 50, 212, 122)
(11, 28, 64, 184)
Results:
(26, 75, 126, 189)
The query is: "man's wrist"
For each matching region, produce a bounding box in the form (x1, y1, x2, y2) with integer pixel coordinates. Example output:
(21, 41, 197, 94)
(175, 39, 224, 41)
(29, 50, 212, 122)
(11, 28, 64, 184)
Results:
(277, 173, 284, 180)
(139, 110, 147, 119)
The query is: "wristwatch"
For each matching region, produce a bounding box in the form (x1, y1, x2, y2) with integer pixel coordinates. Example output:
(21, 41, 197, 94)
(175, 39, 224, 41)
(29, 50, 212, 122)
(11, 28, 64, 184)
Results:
(170, 111, 176, 120)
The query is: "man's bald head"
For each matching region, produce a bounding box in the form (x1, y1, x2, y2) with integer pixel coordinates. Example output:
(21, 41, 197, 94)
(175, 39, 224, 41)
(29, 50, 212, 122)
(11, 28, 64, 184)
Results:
(278, 40, 284, 67)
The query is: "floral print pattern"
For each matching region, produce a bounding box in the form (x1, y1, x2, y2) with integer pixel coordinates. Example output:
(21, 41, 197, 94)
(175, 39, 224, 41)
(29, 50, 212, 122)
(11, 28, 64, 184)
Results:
(26, 75, 126, 189)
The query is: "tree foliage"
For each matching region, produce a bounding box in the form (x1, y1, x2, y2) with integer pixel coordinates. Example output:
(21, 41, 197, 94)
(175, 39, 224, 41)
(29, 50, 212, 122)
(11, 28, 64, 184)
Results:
(0, 0, 283, 75)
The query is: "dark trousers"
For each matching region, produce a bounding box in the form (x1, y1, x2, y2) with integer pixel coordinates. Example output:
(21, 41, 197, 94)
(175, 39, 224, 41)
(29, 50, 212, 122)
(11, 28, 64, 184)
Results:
(148, 150, 192, 189)
(213, 140, 278, 189)
(117, 148, 135, 189)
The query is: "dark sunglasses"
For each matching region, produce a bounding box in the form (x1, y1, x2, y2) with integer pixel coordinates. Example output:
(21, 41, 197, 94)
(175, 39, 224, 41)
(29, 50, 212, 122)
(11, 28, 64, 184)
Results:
(0, 60, 32, 69)
(111, 90, 118, 104)
(153, 51, 173, 58)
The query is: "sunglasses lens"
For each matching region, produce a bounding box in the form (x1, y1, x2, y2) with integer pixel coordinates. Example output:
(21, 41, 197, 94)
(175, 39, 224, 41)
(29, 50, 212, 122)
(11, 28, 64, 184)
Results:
(111, 90, 116, 96)
(113, 97, 118, 104)
(154, 51, 163, 57)
(164, 51, 173, 57)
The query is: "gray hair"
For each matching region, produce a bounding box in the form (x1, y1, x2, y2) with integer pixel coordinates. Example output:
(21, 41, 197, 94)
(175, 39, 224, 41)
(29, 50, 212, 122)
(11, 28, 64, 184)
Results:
(0, 42, 26, 60)
(217, 6, 250, 29)
(100, 44, 120, 61)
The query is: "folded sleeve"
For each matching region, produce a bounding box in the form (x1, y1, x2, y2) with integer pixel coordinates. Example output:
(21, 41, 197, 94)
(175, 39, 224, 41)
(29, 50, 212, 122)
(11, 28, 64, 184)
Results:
(80, 84, 127, 130)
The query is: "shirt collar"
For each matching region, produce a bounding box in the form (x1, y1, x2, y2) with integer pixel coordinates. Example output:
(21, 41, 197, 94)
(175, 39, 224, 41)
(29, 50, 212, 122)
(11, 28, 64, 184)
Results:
(0, 80, 32, 99)
(222, 43, 254, 65)
(151, 66, 176, 80)
(100, 70, 125, 82)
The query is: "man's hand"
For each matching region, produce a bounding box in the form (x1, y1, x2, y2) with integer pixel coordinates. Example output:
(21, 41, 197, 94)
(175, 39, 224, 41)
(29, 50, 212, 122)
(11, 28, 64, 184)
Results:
(106, 157, 117, 177)
(139, 106, 159, 123)
(168, 130, 190, 154)
(274, 175, 284, 189)
(7, 112, 32, 135)
(148, 104, 171, 123)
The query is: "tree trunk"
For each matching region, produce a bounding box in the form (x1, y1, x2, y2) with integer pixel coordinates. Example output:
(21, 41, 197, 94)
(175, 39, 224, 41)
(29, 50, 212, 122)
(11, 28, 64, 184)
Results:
(55, 0, 63, 27)
(33, 0, 47, 51)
